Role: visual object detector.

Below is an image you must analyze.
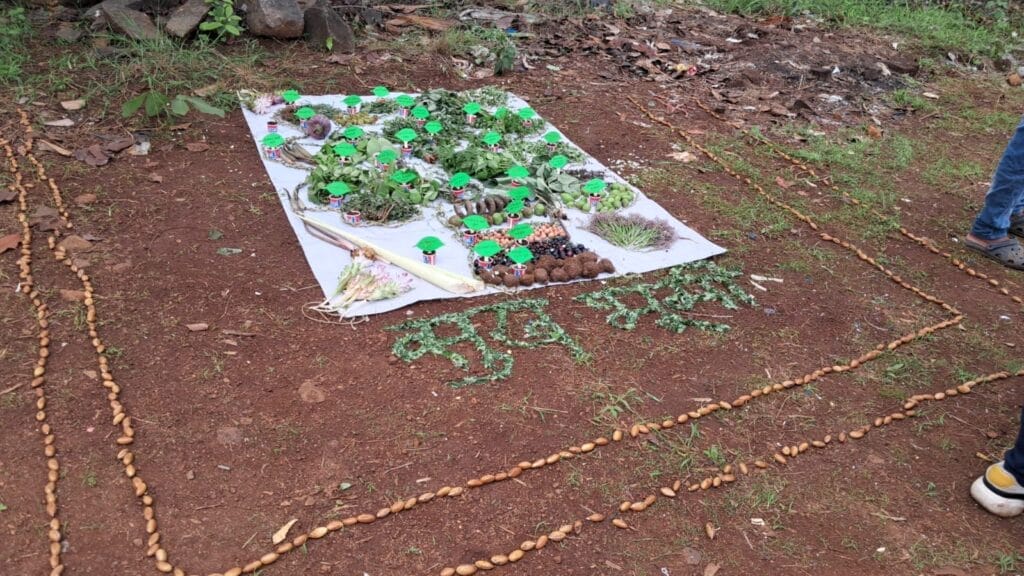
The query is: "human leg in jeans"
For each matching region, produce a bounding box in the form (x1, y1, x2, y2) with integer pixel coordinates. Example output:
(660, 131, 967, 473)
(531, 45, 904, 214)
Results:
(966, 117, 1024, 269)
(971, 406, 1024, 517)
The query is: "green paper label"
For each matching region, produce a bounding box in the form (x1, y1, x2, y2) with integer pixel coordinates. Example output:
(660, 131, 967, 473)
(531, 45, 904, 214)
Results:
(424, 121, 443, 135)
(544, 131, 561, 144)
(281, 89, 300, 104)
(473, 239, 501, 258)
(450, 172, 470, 188)
(262, 133, 285, 147)
(326, 181, 350, 196)
(507, 165, 529, 180)
(507, 245, 534, 265)
(377, 149, 398, 164)
(343, 126, 364, 140)
(583, 179, 607, 195)
(493, 107, 508, 119)
(412, 106, 430, 120)
(506, 199, 525, 214)
(333, 142, 356, 157)
(483, 132, 501, 146)
(518, 107, 536, 120)
(549, 155, 568, 169)
(463, 214, 489, 231)
(391, 169, 417, 185)
(416, 236, 444, 252)
(508, 223, 533, 240)
(464, 102, 481, 115)
(295, 106, 315, 120)
(343, 95, 362, 107)
(396, 94, 415, 108)
(508, 186, 530, 201)
(372, 86, 390, 98)
(395, 128, 417, 143)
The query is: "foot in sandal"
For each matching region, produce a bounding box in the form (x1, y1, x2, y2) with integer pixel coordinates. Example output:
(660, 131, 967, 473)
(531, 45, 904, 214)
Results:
(964, 234, 1024, 270)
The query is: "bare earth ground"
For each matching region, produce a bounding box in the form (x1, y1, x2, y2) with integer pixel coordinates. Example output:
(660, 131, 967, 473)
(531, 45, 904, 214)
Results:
(2, 7, 1024, 576)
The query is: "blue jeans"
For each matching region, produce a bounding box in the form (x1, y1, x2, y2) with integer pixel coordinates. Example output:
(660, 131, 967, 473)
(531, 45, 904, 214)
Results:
(1008, 407, 1024, 484)
(970, 117, 1024, 240)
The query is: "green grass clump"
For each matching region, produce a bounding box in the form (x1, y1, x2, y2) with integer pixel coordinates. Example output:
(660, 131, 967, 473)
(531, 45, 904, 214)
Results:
(701, 0, 1019, 60)
(0, 6, 30, 84)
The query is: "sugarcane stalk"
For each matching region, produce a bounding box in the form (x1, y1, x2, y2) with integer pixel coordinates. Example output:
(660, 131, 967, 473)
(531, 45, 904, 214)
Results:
(296, 214, 484, 294)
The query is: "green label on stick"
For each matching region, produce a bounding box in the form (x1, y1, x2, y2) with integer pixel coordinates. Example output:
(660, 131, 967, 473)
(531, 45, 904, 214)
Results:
(262, 133, 285, 147)
(424, 121, 443, 135)
(549, 155, 568, 170)
(326, 181, 350, 197)
(506, 199, 524, 215)
(450, 172, 470, 189)
(377, 149, 398, 165)
(372, 86, 390, 98)
(483, 132, 501, 146)
(583, 179, 607, 195)
(473, 239, 501, 258)
(333, 142, 356, 157)
(493, 107, 508, 119)
(281, 89, 300, 104)
(507, 246, 534, 265)
(343, 126, 364, 140)
(412, 106, 430, 120)
(295, 106, 315, 120)
(508, 223, 533, 240)
(463, 214, 489, 231)
(464, 102, 481, 116)
(391, 169, 417, 185)
(395, 128, 417, 143)
(343, 95, 362, 108)
(508, 186, 530, 202)
(396, 94, 415, 108)
(518, 107, 536, 121)
(543, 131, 561, 144)
(507, 165, 529, 180)
(416, 236, 444, 252)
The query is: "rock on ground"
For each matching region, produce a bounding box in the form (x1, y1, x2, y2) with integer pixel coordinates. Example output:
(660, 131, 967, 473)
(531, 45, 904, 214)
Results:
(304, 3, 354, 53)
(100, 4, 160, 40)
(164, 0, 210, 38)
(246, 0, 304, 39)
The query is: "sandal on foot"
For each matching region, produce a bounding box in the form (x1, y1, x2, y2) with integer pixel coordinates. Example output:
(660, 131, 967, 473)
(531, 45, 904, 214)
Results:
(964, 237, 1024, 270)
(1009, 214, 1024, 239)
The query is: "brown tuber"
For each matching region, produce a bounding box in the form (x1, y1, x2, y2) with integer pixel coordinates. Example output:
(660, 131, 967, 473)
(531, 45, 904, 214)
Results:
(502, 274, 519, 288)
(550, 268, 568, 283)
(598, 258, 615, 274)
(534, 268, 549, 283)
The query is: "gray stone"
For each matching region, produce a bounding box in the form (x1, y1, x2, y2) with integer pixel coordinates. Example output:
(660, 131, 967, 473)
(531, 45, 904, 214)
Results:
(164, 0, 210, 38)
(304, 4, 354, 53)
(100, 4, 160, 40)
(246, 0, 303, 39)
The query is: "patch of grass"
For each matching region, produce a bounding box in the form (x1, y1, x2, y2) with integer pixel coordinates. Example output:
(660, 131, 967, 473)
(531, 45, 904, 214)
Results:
(890, 88, 933, 112)
(995, 551, 1023, 574)
(922, 157, 986, 188)
(703, 444, 727, 467)
(83, 471, 99, 488)
(588, 383, 644, 425)
(700, 0, 1020, 60)
(22, 34, 269, 121)
(0, 6, 29, 84)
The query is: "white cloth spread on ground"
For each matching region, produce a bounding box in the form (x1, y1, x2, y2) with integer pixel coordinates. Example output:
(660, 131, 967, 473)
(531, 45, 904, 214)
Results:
(240, 92, 725, 317)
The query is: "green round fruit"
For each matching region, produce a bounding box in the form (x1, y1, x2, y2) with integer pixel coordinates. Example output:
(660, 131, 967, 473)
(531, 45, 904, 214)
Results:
(491, 212, 505, 225)
(408, 191, 423, 204)
(533, 204, 546, 216)
(448, 215, 463, 227)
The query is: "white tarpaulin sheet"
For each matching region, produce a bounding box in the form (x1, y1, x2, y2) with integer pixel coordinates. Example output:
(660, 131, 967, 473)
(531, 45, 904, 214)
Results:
(241, 92, 724, 316)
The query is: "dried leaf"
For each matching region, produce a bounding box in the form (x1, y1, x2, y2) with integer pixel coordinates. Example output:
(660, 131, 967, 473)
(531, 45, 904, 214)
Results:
(386, 14, 454, 32)
(186, 323, 209, 332)
(775, 176, 792, 189)
(169, 123, 191, 131)
(193, 83, 221, 98)
(185, 142, 210, 153)
(668, 151, 697, 163)
(272, 518, 298, 545)
(44, 118, 75, 127)
(0, 233, 20, 253)
(74, 144, 110, 167)
(704, 522, 717, 540)
(704, 563, 721, 576)
(148, 173, 164, 183)
(60, 99, 86, 111)
(0, 189, 16, 203)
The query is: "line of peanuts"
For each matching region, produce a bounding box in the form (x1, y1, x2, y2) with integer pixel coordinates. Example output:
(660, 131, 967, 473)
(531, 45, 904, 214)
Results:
(7, 98, 1006, 576)
(687, 94, 1024, 307)
(5, 125, 66, 576)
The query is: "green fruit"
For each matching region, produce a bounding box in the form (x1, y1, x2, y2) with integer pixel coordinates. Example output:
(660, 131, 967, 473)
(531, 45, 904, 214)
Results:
(425, 189, 439, 201)
(522, 207, 533, 217)
(491, 212, 505, 225)
(533, 203, 546, 216)
(448, 215, 463, 227)
(408, 191, 423, 204)
(575, 198, 589, 211)
(560, 192, 574, 204)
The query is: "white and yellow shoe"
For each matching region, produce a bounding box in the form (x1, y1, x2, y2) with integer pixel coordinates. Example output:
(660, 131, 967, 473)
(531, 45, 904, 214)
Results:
(970, 461, 1024, 517)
